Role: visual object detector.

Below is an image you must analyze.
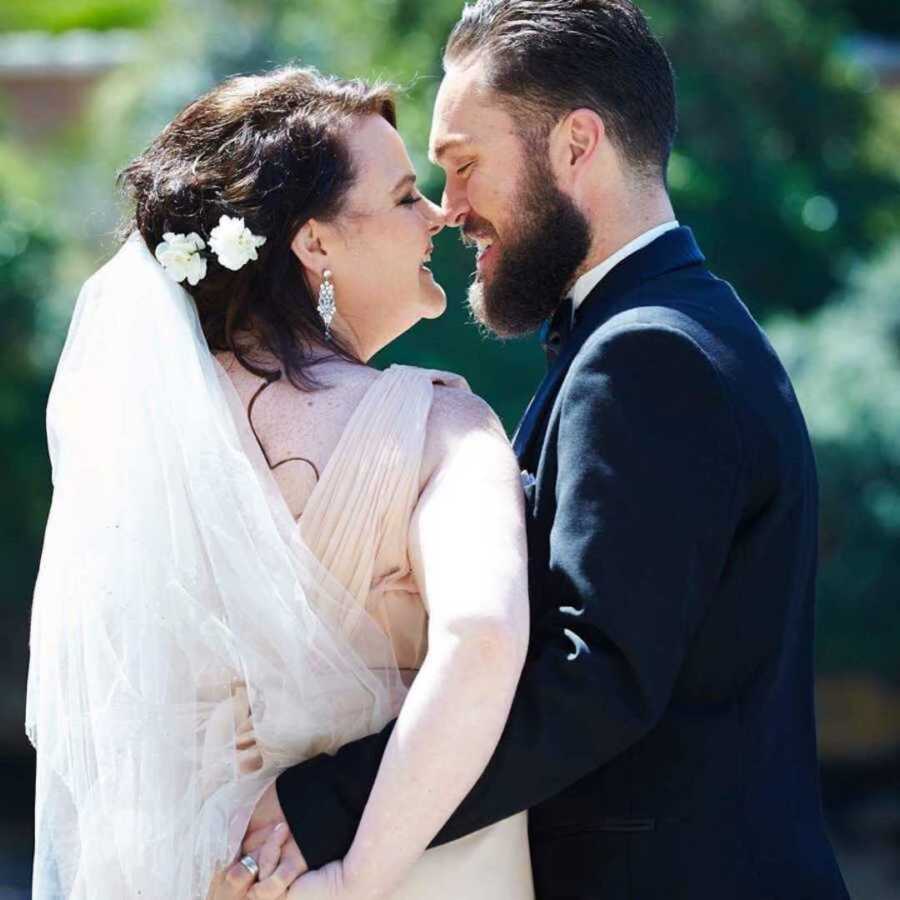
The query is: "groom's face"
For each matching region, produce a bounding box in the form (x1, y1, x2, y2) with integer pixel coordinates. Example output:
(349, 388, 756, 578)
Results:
(430, 58, 591, 337)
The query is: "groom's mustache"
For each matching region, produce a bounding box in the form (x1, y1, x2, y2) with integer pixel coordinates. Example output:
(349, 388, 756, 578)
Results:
(460, 214, 498, 248)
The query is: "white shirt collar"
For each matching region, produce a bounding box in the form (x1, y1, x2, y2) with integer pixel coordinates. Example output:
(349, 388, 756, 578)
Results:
(570, 220, 680, 312)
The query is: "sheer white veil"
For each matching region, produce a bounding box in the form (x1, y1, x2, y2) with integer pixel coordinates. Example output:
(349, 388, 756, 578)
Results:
(25, 233, 405, 898)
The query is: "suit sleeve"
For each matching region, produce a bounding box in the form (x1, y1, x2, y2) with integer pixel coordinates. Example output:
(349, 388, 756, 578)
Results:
(277, 323, 742, 865)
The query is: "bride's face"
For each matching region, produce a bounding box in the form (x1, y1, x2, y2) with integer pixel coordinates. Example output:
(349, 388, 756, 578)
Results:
(295, 114, 447, 360)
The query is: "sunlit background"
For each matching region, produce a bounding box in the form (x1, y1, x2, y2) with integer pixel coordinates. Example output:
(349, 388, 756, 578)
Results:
(0, 0, 898, 897)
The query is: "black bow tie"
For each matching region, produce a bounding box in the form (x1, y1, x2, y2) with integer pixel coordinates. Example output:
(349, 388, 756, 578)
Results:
(540, 297, 574, 366)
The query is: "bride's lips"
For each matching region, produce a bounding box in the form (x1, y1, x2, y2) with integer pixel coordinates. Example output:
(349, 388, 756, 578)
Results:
(420, 244, 435, 276)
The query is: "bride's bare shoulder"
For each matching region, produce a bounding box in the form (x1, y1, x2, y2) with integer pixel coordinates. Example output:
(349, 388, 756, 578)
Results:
(421, 375, 514, 487)
(431, 381, 502, 435)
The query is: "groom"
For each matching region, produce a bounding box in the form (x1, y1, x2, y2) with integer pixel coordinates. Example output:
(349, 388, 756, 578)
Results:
(248, 1, 850, 897)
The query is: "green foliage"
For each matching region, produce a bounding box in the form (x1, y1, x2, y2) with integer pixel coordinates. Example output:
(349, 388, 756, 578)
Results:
(0, 173, 59, 608)
(642, 0, 899, 317)
(0, 0, 163, 33)
(768, 243, 900, 678)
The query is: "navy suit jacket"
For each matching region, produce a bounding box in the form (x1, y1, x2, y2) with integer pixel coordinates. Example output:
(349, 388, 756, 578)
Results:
(277, 228, 849, 899)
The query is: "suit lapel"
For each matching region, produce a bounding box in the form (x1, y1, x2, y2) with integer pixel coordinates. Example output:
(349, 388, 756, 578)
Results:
(513, 227, 705, 467)
(512, 296, 611, 465)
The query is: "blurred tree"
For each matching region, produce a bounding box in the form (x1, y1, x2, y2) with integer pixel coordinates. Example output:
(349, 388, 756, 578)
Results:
(0, 145, 59, 611)
(769, 242, 900, 679)
(0, 0, 164, 33)
(643, 0, 899, 318)
(0, 141, 64, 757)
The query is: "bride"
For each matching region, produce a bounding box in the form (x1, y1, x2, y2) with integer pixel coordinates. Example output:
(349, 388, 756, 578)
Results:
(26, 65, 533, 899)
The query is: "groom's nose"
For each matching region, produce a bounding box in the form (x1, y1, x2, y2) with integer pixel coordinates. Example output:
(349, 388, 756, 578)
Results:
(441, 183, 469, 229)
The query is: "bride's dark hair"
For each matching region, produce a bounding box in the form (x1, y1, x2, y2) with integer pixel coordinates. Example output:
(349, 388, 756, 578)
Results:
(120, 65, 397, 388)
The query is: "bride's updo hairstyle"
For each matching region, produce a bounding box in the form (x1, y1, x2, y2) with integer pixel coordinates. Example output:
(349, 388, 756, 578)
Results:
(120, 65, 396, 387)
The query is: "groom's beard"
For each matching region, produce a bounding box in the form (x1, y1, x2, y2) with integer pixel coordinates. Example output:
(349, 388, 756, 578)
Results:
(464, 158, 592, 339)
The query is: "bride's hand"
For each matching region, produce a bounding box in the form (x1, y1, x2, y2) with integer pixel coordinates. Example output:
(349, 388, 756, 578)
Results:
(247, 834, 309, 900)
(211, 824, 290, 899)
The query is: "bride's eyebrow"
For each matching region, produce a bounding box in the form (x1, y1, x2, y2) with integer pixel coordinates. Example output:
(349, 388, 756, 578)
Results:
(391, 173, 418, 194)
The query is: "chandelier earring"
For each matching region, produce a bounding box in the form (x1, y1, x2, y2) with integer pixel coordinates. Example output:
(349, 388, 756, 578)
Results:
(317, 269, 336, 339)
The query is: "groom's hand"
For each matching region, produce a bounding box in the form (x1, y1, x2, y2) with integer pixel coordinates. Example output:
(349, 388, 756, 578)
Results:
(247, 782, 292, 835)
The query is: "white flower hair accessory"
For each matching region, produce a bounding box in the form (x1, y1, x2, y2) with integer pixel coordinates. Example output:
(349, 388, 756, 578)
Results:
(208, 214, 267, 271)
(154, 232, 207, 286)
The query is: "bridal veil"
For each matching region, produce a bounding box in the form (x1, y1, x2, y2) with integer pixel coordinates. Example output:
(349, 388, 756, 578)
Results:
(25, 234, 405, 898)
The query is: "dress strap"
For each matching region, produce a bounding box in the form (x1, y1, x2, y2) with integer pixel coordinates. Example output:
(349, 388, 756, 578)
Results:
(299, 365, 462, 603)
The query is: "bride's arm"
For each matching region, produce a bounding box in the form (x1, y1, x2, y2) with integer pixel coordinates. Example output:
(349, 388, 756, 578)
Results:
(334, 388, 529, 897)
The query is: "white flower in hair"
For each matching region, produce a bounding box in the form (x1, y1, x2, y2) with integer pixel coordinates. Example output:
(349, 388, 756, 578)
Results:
(208, 214, 267, 271)
(154, 232, 207, 286)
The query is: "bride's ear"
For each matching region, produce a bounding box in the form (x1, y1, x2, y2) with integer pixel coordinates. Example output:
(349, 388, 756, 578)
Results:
(290, 220, 329, 274)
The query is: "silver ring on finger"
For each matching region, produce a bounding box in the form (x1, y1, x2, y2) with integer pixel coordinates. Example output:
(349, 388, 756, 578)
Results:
(239, 855, 260, 880)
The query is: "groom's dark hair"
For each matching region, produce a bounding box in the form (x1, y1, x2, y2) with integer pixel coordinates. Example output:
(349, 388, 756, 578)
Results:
(444, 0, 676, 182)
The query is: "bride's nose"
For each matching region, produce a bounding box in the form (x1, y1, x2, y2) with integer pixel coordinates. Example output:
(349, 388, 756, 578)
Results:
(422, 197, 446, 237)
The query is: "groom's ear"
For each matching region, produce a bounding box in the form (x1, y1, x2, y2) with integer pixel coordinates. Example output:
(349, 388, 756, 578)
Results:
(555, 108, 605, 178)
(290, 220, 329, 272)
